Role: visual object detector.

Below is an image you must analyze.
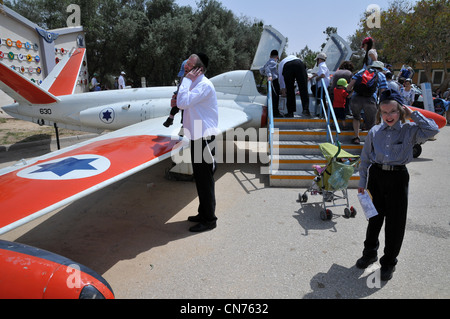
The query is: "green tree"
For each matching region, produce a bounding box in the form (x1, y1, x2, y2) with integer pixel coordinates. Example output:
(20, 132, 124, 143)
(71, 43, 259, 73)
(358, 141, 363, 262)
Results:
(4, 0, 264, 86)
(295, 46, 318, 70)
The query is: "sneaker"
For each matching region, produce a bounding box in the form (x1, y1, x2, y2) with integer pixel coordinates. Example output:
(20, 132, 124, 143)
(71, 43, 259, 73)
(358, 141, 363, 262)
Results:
(356, 256, 378, 269)
(163, 117, 173, 127)
(351, 137, 361, 145)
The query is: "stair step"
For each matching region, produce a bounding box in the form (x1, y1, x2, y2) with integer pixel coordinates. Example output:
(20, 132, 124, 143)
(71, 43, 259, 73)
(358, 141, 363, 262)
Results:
(269, 169, 360, 189)
(274, 118, 358, 130)
(272, 141, 363, 155)
(268, 112, 364, 188)
(271, 154, 327, 170)
(275, 129, 367, 142)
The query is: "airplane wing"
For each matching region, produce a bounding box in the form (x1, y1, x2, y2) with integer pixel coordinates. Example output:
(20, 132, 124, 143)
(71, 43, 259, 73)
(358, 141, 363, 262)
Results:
(0, 107, 249, 235)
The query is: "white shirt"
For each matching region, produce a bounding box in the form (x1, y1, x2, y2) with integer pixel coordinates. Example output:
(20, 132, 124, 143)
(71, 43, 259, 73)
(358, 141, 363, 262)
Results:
(177, 75, 219, 140)
(316, 61, 330, 88)
(278, 55, 300, 90)
(118, 75, 125, 89)
(91, 77, 99, 87)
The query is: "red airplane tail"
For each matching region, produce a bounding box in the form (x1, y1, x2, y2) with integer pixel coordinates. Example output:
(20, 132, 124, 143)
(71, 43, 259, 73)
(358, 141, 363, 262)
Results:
(0, 61, 59, 105)
(0, 48, 86, 105)
(41, 48, 86, 97)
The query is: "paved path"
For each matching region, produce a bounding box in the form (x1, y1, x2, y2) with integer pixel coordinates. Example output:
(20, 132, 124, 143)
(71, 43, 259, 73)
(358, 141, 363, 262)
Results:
(1, 126, 449, 300)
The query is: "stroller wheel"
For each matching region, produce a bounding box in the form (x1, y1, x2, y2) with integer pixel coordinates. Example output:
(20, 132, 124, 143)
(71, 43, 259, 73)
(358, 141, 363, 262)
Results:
(299, 193, 308, 203)
(344, 208, 351, 218)
(320, 209, 333, 221)
(327, 209, 333, 220)
(350, 206, 357, 218)
(413, 144, 422, 158)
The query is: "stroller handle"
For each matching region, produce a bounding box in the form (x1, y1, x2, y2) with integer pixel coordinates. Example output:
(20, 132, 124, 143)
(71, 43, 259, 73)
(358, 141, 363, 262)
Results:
(334, 141, 342, 159)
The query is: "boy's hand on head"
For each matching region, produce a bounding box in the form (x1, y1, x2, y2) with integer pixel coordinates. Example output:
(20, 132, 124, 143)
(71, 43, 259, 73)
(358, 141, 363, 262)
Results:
(403, 106, 413, 118)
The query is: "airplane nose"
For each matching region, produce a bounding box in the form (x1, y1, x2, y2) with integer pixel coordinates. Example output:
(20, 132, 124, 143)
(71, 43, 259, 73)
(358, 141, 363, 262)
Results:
(1, 103, 19, 117)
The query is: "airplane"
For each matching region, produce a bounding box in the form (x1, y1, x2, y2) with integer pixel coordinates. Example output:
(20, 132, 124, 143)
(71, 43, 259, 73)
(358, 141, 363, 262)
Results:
(0, 25, 288, 299)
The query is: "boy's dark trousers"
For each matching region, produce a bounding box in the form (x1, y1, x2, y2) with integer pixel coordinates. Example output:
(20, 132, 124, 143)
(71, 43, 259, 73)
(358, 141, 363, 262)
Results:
(190, 137, 217, 223)
(272, 78, 280, 114)
(363, 164, 410, 267)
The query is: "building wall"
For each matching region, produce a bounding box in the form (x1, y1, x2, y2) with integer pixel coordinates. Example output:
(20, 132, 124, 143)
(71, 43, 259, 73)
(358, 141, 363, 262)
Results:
(393, 62, 449, 91)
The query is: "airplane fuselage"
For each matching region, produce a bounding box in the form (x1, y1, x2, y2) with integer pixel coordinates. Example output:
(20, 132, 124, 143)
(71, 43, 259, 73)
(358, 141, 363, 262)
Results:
(3, 71, 267, 134)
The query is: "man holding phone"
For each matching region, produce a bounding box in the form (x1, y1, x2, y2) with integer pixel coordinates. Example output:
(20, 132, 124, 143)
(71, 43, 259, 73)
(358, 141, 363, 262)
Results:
(176, 53, 219, 232)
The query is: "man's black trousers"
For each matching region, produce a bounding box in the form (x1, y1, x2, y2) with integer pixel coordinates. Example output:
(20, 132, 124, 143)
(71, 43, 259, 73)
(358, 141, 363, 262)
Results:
(282, 59, 310, 114)
(190, 137, 217, 223)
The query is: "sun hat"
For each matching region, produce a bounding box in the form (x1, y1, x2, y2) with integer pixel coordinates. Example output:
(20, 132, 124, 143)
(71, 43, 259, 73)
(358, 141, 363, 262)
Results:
(337, 78, 348, 88)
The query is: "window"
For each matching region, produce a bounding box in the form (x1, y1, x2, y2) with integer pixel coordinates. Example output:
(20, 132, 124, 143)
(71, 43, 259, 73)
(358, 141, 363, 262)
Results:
(418, 70, 428, 84)
(432, 70, 444, 85)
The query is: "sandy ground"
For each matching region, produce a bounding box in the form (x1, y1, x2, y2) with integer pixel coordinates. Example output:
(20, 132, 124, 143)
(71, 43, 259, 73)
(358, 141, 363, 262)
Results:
(0, 116, 92, 146)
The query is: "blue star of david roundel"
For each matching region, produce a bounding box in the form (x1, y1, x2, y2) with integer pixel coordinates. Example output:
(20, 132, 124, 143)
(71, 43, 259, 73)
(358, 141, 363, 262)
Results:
(100, 108, 115, 124)
(17, 155, 111, 180)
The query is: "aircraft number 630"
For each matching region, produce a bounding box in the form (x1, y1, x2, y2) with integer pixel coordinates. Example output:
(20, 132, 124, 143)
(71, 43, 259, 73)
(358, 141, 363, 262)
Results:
(39, 108, 52, 115)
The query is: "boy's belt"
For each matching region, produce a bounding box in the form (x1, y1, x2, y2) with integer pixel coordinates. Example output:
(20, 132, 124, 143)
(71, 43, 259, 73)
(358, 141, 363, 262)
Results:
(373, 163, 407, 171)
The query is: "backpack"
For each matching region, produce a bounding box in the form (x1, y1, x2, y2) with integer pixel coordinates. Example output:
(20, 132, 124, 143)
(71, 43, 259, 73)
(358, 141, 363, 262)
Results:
(354, 69, 379, 97)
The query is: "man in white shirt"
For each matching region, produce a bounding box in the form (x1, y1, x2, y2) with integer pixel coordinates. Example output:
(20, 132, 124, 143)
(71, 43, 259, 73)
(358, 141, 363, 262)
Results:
(278, 55, 310, 116)
(118, 71, 126, 89)
(177, 53, 219, 232)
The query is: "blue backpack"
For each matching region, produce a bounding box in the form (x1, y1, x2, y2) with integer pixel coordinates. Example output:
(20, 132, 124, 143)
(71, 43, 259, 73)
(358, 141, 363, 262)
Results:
(354, 69, 379, 97)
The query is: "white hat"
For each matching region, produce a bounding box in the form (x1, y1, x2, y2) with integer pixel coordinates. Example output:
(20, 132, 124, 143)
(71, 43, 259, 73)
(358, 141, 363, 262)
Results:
(316, 52, 327, 60)
(368, 61, 384, 69)
(121, 71, 126, 75)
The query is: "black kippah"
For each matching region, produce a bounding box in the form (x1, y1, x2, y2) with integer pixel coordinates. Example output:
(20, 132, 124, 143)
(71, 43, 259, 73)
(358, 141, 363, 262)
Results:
(380, 89, 405, 106)
(196, 52, 209, 69)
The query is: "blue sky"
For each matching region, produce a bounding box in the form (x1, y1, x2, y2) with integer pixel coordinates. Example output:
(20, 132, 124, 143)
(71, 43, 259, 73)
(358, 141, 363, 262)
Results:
(175, 0, 419, 53)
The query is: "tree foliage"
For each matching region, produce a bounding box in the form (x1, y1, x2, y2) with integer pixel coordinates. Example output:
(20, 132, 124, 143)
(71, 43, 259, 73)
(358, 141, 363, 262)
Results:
(353, 0, 449, 90)
(5, 0, 264, 86)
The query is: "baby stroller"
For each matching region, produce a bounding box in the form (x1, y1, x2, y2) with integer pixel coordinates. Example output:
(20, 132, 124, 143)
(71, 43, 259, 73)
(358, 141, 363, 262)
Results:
(298, 142, 360, 221)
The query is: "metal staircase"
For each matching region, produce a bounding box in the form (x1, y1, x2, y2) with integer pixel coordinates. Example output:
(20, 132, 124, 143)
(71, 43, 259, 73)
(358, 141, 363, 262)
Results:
(266, 80, 365, 189)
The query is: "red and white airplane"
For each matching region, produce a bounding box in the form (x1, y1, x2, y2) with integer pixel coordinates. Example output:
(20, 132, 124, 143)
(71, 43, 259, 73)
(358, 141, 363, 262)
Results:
(0, 26, 287, 298)
(0, 26, 288, 236)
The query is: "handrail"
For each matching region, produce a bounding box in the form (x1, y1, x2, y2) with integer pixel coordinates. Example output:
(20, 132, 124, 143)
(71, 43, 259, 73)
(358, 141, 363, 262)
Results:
(317, 78, 341, 145)
(267, 80, 275, 175)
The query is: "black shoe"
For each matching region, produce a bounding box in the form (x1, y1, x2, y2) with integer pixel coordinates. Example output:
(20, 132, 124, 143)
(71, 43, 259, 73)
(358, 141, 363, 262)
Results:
(163, 117, 173, 127)
(285, 112, 294, 118)
(187, 215, 202, 222)
(380, 265, 396, 281)
(189, 221, 217, 233)
(273, 112, 282, 118)
(356, 256, 378, 269)
(302, 110, 311, 116)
